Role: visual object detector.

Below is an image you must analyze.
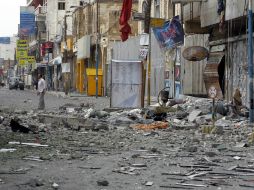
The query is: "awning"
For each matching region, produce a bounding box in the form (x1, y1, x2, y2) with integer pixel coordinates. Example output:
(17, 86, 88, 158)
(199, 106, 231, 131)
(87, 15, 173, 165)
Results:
(48, 56, 62, 65)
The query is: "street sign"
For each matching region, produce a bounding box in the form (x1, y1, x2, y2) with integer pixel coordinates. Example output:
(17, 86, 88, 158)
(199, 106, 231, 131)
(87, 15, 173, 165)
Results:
(208, 86, 217, 99)
(150, 18, 165, 27)
(139, 47, 149, 60)
(27, 56, 35, 64)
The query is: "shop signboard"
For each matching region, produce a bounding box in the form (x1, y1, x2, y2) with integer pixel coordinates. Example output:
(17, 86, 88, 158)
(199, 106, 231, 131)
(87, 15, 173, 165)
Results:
(20, 6, 35, 36)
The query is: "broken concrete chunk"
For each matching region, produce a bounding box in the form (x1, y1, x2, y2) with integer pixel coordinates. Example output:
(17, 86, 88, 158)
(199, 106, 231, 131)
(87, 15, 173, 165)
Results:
(183, 145, 198, 153)
(188, 110, 202, 122)
(27, 178, 44, 187)
(0, 148, 16, 153)
(145, 181, 153, 186)
(215, 118, 233, 128)
(211, 125, 224, 135)
(52, 182, 59, 189)
(205, 151, 217, 157)
(10, 118, 31, 133)
(235, 142, 248, 148)
(97, 179, 109, 186)
(0, 116, 3, 124)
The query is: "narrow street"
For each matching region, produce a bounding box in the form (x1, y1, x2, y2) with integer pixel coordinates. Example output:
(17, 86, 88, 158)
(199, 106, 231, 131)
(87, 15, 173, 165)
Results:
(0, 87, 254, 190)
(0, 87, 110, 111)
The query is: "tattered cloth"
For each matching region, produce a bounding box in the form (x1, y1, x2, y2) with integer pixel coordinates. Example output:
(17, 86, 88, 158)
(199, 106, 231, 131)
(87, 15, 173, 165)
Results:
(119, 0, 132, 42)
(131, 121, 168, 131)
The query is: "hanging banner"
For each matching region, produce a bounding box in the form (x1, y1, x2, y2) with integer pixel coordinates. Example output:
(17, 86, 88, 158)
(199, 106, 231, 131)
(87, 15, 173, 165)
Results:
(20, 6, 35, 36)
(153, 15, 184, 50)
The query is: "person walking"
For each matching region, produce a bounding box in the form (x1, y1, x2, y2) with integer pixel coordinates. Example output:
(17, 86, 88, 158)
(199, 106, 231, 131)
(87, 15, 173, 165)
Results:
(37, 74, 46, 110)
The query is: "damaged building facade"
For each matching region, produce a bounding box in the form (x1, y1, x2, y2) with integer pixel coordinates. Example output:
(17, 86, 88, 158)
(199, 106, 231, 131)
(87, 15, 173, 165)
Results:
(181, 0, 252, 106)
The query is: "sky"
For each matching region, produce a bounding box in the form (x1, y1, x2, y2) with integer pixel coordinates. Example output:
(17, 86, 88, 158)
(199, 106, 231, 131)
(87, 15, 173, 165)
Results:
(0, 0, 27, 37)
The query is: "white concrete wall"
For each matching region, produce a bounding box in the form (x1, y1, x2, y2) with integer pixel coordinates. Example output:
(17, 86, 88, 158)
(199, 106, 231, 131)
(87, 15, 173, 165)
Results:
(46, 0, 81, 41)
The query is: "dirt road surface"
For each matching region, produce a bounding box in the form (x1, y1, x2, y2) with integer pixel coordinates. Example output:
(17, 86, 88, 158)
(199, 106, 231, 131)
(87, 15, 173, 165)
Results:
(0, 87, 253, 190)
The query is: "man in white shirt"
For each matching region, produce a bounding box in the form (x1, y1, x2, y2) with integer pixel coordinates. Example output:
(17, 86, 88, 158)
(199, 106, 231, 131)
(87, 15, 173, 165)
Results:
(37, 74, 46, 110)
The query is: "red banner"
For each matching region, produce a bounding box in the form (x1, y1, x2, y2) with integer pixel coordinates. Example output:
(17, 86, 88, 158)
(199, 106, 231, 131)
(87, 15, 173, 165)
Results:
(119, 0, 132, 42)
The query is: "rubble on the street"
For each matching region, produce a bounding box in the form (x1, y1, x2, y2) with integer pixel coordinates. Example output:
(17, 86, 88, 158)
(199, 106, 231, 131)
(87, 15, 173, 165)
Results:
(0, 95, 253, 189)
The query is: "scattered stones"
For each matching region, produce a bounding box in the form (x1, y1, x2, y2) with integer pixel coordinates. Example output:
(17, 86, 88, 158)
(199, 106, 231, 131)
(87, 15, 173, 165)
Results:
(205, 151, 217, 157)
(97, 179, 109, 186)
(145, 181, 153, 186)
(217, 144, 227, 151)
(188, 110, 202, 123)
(27, 178, 44, 187)
(0, 116, 3, 124)
(52, 182, 59, 189)
(10, 118, 30, 133)
(211, 125, 224, 135)
(215, 118, 233, 128)
(183, 145, 198, 153)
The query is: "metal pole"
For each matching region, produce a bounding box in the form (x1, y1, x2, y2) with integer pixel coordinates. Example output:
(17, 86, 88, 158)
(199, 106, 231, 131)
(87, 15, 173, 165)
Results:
(148, 29, 152, 105)
(95, 0, 99, 98)
(47, 31, 50, 90)
(248, 0, 254, 123)
(145, 0, 152, 105)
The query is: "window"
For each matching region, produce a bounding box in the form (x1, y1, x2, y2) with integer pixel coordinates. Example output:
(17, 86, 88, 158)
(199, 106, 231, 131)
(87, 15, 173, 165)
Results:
(154, 0, 160, 18)
(58, 2, 65, 10)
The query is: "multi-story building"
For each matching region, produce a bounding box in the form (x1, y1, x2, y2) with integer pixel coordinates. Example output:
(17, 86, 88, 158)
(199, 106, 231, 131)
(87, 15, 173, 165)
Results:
(70, 0, 139, 95)
(181, 0, 251, 106)
(0, 36, 17, 79)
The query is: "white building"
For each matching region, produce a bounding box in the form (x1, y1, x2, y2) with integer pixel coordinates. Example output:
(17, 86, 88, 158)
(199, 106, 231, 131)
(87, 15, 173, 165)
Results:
(0, 36, 18, 61)
(45, 0, 88, 42)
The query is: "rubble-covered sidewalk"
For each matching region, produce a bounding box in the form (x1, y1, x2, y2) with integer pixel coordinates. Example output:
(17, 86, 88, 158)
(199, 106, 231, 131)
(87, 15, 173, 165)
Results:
(1, 89, 254, 189)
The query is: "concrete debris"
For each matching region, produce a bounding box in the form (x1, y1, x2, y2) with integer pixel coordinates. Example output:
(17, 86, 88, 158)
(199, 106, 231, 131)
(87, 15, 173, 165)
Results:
(145, 181, 153, 186)
(23, 156, 44, 162)
(188, 110, 202, 122)
(215, 118, 233, 127)
(52, 182, 59, 189)
(0, 94, 253, 189)
(97, 179, 109, 186)
(0, 148, 16, 153)
(0, 116, 3, 124)
(235, 142, 248, 148)
(9, 141, 49, 147)
(205, 151, 217, 157)
(83, 108, 94, 119)
(10, 118, 31, 133)
(26, 178, 44, 187)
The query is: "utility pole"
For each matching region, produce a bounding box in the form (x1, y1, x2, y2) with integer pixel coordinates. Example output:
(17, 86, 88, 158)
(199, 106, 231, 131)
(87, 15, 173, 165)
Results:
(63, 14, 69, 95)
(144, 0, 152, 105)
(95, 0, 99, 98)
(248, 0, 254, 123)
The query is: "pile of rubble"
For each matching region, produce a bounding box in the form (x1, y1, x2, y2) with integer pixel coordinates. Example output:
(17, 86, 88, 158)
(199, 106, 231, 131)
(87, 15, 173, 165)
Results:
(1, 95, 254, 189)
